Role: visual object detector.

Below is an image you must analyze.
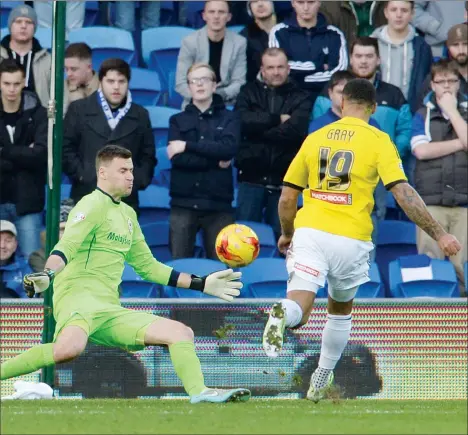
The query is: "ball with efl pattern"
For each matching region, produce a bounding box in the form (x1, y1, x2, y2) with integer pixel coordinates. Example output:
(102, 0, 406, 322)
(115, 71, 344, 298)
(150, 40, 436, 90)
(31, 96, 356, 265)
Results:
(215, 224, 260, 267)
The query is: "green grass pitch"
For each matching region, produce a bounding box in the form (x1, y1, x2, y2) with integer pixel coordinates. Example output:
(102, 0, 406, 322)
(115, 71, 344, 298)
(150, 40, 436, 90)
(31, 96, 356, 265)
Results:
(1, 399, 467, 434)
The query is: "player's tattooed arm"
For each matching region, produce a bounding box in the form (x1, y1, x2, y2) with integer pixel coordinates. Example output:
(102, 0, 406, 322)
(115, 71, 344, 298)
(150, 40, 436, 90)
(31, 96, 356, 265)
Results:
(390, 182, 446, 241)
(279, 186, 301, 238)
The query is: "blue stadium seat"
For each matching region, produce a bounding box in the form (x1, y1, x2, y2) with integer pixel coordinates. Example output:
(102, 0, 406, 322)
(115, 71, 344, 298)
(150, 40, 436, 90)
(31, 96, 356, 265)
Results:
(227, 25, 245, 33)
(385, 190, 402, 220)
(464, 262, 468, 294)
(121, 263, 159, 298)
(146, 106, 180, 148)
(389, 255, 459, 298)
(68, 27, 135, 70)
(236, 221, 277, 257)
(138, 185, 171, 225)
(160, 1, 176, 25)
(375, 220, 417, 292)
(34, 27, 53, 51)
(140, 221, 172, 263)
(141, 26, 194, 108)
(129, 68, 162, 106)
(183, 1, 205, 28)
(241, 258, 288, 298)
(154, 147, 171, 188)
(84, 1, 100, 26)
(44, 184, 72, 207)
(355, 262, 384, 298)
(163, 258, 227, 298)
(0, 2, 21, 28)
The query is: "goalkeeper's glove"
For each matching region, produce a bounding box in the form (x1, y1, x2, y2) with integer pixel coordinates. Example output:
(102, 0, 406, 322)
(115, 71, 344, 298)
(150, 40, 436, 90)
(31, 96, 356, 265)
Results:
(23, 269, 55, 298)
(190, 269, 242, 302)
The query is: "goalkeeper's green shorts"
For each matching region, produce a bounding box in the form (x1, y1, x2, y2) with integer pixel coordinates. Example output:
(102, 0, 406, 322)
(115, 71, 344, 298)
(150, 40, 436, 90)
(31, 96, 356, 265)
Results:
(53, 299, 162, 352)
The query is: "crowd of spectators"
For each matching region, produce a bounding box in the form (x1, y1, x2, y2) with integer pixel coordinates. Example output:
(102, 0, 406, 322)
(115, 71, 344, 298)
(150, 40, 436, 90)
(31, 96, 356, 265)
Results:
(0, 0, 467, 297)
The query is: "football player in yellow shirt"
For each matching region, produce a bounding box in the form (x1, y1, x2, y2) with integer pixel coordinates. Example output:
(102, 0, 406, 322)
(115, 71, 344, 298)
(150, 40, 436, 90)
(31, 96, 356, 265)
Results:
(262, 79, 461, 402)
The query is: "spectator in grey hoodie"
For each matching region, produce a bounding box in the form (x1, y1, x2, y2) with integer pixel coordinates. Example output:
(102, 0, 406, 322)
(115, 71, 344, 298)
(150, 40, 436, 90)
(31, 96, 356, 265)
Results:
(412, 0, 466, 58)
(371, 1, 432, 113)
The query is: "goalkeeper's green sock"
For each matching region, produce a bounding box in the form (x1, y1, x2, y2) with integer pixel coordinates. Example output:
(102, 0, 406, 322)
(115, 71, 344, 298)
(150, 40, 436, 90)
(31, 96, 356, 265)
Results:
(169, 341, 206, 397)
(0, 344, 55, 380)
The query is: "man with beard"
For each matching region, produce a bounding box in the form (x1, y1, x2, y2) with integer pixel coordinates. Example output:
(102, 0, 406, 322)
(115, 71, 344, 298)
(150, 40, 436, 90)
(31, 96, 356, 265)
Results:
(417, 24, 468, 107)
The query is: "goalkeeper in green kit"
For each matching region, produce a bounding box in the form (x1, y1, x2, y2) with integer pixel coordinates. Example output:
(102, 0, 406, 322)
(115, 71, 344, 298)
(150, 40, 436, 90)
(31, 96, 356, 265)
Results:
(0, 145, 250, 404)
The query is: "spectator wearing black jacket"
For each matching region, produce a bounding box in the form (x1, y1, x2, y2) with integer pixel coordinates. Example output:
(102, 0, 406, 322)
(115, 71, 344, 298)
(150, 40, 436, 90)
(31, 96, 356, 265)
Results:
(234, 48, 312, 238)
(0, 60, 47, 258)
(62, 58, 155, 214)
(167, 63, 240, 259)
(241, 0, 277, 82)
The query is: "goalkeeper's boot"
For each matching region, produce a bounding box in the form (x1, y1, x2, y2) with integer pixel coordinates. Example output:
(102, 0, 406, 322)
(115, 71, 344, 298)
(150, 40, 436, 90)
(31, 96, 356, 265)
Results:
(262, 302, 286, 358)
(306, 371, 334, 403)
(1, 381, 53, 401)
(190, 388, 251, 404)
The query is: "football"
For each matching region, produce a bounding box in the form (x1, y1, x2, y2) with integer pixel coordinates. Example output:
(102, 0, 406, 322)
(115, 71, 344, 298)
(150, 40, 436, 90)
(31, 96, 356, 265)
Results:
(215, 224, 260, 267)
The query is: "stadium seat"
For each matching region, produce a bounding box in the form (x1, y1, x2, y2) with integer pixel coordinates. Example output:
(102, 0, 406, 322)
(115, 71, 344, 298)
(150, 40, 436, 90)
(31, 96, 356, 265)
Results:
(183, 1, 205, 28)
(385, 190, 402, 220)
(154, 147, 171, 188)
(140, 221, 172, 263)
(84, 1, 100, 26)
(68, 27, 135, 70)
(236, 221, 277, 257)
(129, 68, 162, 106)
(465, 262, 468, 294)
(121, 263, 159, 298)
(0, 2, 21, 28)
(141, 26, 194, 108)
(138, 185, 171, 225)
(227, 25, 245, 33)
(241, 258, 288, 298)
(163, 258, 227, 298)
(375, 220, 417, 293)
(160, 1, 176, 25)
(355, 262, 384, 298)
(388, 255, 459, 298)
(146, 106, 180, 148)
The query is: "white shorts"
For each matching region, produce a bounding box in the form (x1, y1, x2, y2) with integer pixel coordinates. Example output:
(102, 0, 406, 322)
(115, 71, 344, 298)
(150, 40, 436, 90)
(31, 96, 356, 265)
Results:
(286, 227, 374, 301)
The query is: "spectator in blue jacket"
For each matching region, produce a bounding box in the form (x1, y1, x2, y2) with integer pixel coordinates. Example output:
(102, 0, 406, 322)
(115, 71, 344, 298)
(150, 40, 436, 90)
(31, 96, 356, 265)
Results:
(269, 0, 348, 104)
(0, 220, 32, 298)
(371, 0, 432, 114)
(167, 63, 240, 260)
(309, 70, 382, 261)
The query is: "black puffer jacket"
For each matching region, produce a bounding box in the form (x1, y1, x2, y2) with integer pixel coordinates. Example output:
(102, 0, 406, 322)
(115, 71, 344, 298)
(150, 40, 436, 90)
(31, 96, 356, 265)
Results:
(169, 95, 240, 212)
(414, 93, 468, 207)
(0, 90, 47, 215)
(234, 78, 312, 186)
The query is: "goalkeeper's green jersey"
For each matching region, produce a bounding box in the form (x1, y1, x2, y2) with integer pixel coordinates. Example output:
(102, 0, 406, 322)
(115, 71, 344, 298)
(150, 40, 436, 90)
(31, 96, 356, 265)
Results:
(52, 188, 173, 307)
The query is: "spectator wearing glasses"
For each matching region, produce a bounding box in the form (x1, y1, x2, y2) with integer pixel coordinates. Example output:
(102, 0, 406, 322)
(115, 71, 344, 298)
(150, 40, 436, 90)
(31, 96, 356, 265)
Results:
(176, 1, 247, 108)
(417, 23, 468, 108)
(167, 63, 240, 260)
(411, 60, 468, 293)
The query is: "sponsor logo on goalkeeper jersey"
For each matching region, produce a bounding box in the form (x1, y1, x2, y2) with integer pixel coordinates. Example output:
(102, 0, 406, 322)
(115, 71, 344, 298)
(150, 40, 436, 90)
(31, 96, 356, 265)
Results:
(310, 190, 352, 205)
(72, 212, 86, 223)
(107, 232, 131, 246)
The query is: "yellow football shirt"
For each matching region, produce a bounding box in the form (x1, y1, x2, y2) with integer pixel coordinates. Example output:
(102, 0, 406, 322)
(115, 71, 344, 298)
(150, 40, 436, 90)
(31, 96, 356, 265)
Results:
(284, 117, 407, 241)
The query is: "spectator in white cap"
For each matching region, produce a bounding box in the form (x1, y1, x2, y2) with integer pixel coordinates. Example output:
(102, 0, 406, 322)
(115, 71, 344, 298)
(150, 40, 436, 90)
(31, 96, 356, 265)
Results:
(0, 220, 32, 298)
(241, 0, 277, 82)
(0, 4, 51, 108)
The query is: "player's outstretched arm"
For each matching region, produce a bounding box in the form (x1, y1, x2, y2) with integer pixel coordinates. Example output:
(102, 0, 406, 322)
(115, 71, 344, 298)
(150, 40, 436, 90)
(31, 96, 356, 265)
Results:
(23, 254, 66, 298)
(390, 182, 462, 256)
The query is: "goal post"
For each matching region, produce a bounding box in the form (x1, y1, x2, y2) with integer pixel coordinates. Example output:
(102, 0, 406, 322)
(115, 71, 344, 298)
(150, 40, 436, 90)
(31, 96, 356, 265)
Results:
(42, 0, 67, 388)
